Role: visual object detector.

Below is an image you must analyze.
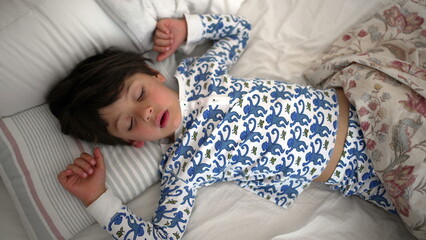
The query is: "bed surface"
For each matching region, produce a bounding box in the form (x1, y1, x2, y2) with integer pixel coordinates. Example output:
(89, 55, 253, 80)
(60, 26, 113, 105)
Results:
(0, 0, 417, 239)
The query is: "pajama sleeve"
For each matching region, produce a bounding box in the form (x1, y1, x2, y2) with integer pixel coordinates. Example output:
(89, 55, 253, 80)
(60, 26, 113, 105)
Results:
(87, 174, 196, 239)
(177, 14, 251, 80)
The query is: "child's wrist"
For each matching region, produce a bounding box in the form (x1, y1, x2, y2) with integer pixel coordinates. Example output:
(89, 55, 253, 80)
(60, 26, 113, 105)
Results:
(180, 18, 188, 42)
(83, 187, 106, 207)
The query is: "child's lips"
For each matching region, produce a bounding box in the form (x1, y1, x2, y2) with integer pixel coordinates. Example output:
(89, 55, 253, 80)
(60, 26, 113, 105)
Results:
(156, 110, 170, 128)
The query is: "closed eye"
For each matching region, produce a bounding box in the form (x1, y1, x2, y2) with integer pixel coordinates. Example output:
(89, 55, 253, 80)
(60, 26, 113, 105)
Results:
(128, 88, 144, 131)
(128, 117, 134, 131)
(137, 88, 144, 102)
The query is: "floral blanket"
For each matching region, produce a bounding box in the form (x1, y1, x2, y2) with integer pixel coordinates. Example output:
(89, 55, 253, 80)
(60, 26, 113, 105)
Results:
(304, 0, 426, 238)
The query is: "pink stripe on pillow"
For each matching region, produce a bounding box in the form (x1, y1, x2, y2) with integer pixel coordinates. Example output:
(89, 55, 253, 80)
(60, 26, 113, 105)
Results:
(0, 119, 64, 240)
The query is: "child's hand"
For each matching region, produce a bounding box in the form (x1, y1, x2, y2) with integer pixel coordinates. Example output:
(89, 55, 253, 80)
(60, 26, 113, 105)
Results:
(57, 147, 106, 207)
(154, 18, 187, 62)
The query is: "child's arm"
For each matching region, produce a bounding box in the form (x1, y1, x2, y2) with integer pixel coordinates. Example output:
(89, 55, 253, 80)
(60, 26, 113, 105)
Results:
(174, 14, 251, 92)
(193, 14, 251, 70)
(153, 14, 251, 68)
(57, 147, 106, 206)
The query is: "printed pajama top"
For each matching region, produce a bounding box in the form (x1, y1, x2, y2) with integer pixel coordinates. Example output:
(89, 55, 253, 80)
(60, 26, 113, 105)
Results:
(87, 14, 340, 239)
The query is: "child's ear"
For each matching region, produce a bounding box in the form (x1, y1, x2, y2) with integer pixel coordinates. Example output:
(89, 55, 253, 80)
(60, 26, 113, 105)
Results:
(128, 140, 145, 148)
(154, 73, 166, 83)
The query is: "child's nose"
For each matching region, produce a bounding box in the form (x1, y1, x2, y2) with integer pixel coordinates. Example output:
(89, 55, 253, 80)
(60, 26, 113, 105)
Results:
(142, 106, 153, 121)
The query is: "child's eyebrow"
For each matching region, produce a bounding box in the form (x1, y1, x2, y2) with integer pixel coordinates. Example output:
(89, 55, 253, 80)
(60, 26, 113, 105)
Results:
(124, 82, 132, 99)
(113, 115, 121, 132)
(112, 80, 135, 132)
(124, 77, 138, 98)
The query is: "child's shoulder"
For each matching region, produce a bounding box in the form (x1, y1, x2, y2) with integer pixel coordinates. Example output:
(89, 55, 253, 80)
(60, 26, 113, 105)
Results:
(175, 57, 197, 77)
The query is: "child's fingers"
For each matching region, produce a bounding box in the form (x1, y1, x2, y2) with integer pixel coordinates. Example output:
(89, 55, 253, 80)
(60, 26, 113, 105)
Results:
(156, 52, 172, 62)
(155, 29, 172, 40)
(57, 169, 72, 181)
(153, 45, 171, 54)
(74, 158, 93, 175)
(57, 169, 76, 186)
(156, 19, 171, 34)
(66, 163, 88, 178)
(154, 38, 173, 48)
(154, 29, 173, 53)
(79, 152, 96, 166)
(93, 147, 105, 169)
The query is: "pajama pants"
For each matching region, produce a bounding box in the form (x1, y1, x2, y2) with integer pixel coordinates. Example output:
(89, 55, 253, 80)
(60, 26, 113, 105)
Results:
(325, 105, 397, 215)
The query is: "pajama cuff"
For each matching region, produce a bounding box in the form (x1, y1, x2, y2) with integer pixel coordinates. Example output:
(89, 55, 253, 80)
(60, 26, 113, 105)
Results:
(86, 189, 123, 227)
(185, 14, 204, 45)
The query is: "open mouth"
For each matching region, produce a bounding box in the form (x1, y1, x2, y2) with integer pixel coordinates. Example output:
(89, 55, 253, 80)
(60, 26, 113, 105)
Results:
(158, 110, 170, 128)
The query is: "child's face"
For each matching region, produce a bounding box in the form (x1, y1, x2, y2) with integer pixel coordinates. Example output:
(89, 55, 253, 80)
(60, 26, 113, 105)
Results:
(99, 73, 182, 146)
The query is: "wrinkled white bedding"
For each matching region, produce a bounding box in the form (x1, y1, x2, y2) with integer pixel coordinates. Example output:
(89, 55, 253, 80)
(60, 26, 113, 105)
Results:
(0, 0, 416, 239)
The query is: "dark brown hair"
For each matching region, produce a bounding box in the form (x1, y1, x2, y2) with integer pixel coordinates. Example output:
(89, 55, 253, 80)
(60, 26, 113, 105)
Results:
(47, 47, 158, 145)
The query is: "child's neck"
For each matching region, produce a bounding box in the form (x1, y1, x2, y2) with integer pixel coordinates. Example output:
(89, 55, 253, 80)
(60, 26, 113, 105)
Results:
(164, 133, 175, 144)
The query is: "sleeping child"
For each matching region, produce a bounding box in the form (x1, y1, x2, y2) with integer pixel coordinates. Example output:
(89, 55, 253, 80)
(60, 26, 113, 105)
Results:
(47, 14, 397, 239)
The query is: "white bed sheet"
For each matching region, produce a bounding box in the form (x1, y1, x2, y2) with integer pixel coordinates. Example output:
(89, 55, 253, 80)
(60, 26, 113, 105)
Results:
(72, 182, 414, 240)
(1, 0, 417, 239)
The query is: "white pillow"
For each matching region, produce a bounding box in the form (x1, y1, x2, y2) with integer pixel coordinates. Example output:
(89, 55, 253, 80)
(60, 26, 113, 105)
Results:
(0, 0, 137, 118)
(0, 104, 162, 240)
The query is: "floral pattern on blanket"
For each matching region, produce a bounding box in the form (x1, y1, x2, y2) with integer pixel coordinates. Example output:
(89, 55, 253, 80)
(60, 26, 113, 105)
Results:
(305, 0, 426, 238)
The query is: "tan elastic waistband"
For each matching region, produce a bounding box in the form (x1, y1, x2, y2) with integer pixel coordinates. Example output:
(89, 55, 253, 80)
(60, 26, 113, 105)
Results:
(314, 88, 350, 182)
